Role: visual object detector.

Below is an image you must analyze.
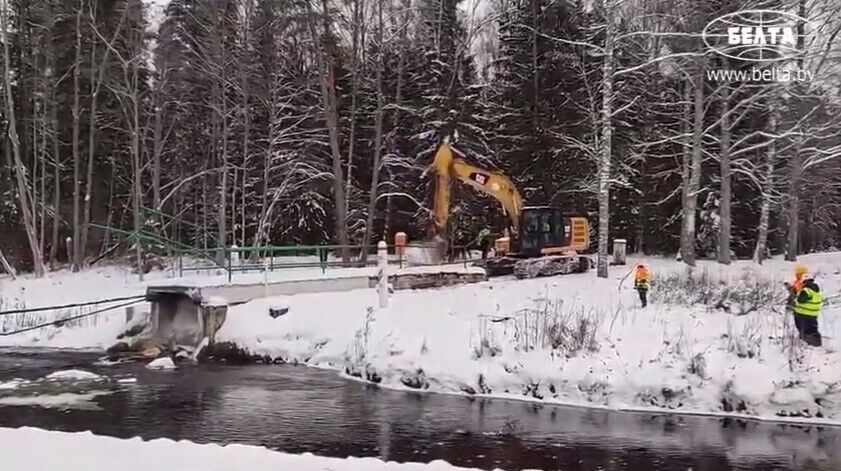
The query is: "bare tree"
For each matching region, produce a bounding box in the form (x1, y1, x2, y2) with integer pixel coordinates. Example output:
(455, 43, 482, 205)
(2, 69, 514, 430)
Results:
(1, 0, 46, 276)
(679, 63, 704, 267)
(595, 0, 616, 279)
(359, 0, 385, 261)
(307, 0, 350, 262)
(754, 95, 779, 264)
(71, 0, 83, 271)
(718, 79, 732, 264)
(82, 5, 127, 261)
(91, 0, 146, 278)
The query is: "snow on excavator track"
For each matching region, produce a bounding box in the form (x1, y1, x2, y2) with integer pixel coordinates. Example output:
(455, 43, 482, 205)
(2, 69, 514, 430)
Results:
(481, 255, 591, 279)
(513, 255, 591, 279)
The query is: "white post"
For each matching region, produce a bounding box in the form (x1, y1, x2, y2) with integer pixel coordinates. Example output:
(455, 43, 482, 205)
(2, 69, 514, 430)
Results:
(230, 244, 239, 267)
(613, 239, 627, 265)
(263, 257, 269, 297)
(377, 240, 389, 308)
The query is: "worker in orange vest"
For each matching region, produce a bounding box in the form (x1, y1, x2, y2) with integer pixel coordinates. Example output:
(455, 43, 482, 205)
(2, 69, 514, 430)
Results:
(633, 264, 651, 308)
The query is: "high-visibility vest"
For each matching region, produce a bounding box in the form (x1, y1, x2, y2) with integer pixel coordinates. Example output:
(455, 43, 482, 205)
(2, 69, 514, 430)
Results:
(634, 269, 650, 289)
(793, 287, 823, 317)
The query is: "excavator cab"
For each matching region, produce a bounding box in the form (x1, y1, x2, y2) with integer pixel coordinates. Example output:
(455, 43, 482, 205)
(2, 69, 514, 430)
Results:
(494, 207, 589, 258)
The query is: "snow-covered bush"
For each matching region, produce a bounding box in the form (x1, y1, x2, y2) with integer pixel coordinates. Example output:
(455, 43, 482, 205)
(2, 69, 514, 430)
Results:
(725, 316, 763, 359)
(511, 298, 601, 355)
(650, 268, 782, 316)
(345, 307, 375, 366)
(471, 317, 501, 359)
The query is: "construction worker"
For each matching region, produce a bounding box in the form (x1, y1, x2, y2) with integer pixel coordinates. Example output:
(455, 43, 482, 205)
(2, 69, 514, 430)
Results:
(791, 275, 824, 347)
(476, 228, 492, 259)
(633, 264, 651, 308)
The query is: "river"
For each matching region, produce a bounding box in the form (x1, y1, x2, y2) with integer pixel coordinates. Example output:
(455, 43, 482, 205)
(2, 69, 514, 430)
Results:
(0, 348, 839, 470)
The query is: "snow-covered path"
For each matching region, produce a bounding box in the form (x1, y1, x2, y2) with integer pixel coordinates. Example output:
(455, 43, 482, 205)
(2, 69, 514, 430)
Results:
(0, 427, 502, 471)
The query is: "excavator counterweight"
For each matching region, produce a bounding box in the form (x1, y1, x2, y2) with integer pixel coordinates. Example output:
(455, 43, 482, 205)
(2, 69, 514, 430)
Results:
(427, 142, 592, 279)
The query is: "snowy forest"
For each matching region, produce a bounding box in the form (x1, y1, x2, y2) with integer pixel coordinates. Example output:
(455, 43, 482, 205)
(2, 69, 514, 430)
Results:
(1, 0, 841, 277)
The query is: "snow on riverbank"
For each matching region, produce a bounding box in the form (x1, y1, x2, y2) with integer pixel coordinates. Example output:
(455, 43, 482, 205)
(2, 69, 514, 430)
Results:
(4, 251, 841, 423)
(216, 252, 841, 423)
(0, 427, 502, 471)
(0, 258, 476, 348)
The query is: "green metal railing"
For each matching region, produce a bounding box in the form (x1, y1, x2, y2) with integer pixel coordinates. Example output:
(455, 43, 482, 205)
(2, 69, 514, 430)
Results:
(174, 242, 483, 282)
(89, 215, 483, 282)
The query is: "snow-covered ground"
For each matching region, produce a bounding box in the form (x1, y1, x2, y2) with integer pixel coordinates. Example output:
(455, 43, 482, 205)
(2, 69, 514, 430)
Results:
(0, 257, 476, 348)
(3, 252, 841, 424)
(216, 252, 841, 424)
(0, 427, 502, 471)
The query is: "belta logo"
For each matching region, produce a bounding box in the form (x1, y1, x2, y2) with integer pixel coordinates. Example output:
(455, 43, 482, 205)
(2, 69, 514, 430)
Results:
(702, 9, 811, 62)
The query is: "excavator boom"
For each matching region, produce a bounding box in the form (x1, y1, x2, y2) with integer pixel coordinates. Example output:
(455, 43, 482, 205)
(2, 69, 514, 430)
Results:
(430, 143, 524, 237)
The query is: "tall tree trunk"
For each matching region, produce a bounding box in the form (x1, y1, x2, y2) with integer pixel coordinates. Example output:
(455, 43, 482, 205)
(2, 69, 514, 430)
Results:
(240, 22, 250, 247)
(217, 32, 229, 252)
(382, 0, 410, 241)
(680, 65, 704, 267)
(531, 0, 539, 128)
(132, 54, 143, 280)
(786, 137, 803, 261)
(754, 97, 779, 264)
(71, 2, 83, 271)
(39, 96, 47, 256)
(345, 0, 362, 205)
(310, 0, 350, 262)
(50, 85, 61, 268)
(785, 0, 807, 262)
(152, 77, 163, 211)
(360, 0, 385, 263)
(596, 0, 615, 279)
(238, 1, 252, 248)
(718, 82, 732, 264)
(83, 1, 122, 264)
(1, 0, 46, 277)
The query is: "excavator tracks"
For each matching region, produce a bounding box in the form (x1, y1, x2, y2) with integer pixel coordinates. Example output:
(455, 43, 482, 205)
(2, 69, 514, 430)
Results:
(481, 255, 592, 279)
(513, 255, 591, 279)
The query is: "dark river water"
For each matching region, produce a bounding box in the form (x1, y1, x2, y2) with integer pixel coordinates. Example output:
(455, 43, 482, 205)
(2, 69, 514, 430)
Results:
(0, 348, 840, 471)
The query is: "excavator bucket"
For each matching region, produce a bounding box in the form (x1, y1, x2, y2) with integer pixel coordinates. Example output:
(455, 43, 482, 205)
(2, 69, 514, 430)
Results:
(404, 234, 448, 266)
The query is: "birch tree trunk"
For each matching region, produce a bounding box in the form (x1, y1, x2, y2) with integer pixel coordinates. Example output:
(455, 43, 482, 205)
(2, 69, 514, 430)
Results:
(131, 50, 143, 280)
(785, 0, 807, 262)
(754, 97, 779, 264)
(71, 1, 83, 271)
(151, 73, 163, 212)
(217, 22, 229, 253)
(1, 0, 46, 277)
(49, 77, 61, 268)
(596, 0, 615, 279)
(718, 82, 732, 264)
(240, 0, 252, 247)
(680, 67, 704, 267)
(786, 136, 803, 261)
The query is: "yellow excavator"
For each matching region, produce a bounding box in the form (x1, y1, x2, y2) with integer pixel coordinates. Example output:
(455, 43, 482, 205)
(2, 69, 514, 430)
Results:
(428, 141, 592, 279)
